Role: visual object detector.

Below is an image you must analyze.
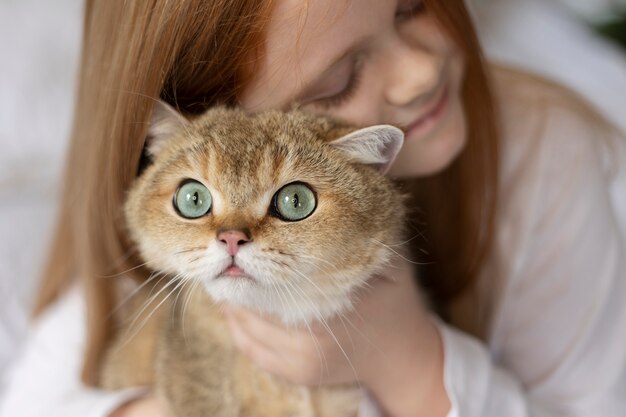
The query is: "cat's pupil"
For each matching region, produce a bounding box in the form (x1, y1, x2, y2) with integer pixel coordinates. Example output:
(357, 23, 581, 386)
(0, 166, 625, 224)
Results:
(173, 181, 212, 219)
(273, 182, 316, 221)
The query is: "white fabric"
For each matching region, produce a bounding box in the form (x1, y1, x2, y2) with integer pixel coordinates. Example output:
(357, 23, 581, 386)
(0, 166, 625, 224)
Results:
(0, 287, 148, 417)
(435, 71, 626, 416)
(1, 69, 625, 417)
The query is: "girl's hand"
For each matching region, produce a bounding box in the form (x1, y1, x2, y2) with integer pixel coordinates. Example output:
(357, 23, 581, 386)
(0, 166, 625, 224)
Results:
(109, 395, 169, 417)
(225, 254, 450, 416)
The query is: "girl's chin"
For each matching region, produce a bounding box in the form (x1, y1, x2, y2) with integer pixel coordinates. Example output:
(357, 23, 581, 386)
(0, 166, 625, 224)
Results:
(390, 107, 467, 178)
(418, 130, 467, 175)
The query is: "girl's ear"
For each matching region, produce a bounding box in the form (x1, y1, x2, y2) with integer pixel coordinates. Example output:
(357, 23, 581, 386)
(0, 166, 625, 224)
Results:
(329, 125, 404, 174)
(146, 100, 189, 157)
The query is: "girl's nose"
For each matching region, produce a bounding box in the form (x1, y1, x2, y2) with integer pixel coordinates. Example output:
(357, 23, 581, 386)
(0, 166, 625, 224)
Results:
(384, 41, 442, 107)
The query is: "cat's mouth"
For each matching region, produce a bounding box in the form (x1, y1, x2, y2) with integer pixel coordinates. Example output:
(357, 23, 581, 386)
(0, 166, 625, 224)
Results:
(219, 262, 254, 281)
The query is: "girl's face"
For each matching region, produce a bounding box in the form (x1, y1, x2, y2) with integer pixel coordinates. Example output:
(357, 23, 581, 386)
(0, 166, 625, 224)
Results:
(240, 0, 467, 177)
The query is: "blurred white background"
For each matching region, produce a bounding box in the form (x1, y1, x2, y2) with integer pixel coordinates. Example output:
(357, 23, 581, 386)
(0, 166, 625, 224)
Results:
(555, 0, 626, 21)
(468, 0, 626, 133)
(0, 0, 624, 394)
(0, 0, 83, 389)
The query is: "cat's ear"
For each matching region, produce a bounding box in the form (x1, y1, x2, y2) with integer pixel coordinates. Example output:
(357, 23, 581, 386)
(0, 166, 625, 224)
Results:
(146, 100, 189, 157)
(329, 125, 404, 174)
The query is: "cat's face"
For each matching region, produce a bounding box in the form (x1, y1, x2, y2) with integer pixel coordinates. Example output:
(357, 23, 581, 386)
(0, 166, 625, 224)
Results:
(125, 104, 405, 324)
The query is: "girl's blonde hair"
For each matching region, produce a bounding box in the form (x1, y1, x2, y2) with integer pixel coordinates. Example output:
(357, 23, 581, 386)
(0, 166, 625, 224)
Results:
(35, 0, 498, 385)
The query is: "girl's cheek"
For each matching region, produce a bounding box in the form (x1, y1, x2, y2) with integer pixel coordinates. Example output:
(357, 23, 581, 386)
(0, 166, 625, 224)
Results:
(389, 94, 468, 178)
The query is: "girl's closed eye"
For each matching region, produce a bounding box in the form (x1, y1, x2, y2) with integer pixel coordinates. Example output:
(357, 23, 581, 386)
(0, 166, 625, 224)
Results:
(311, 54, 365, 109)
(305, 1, 426, 111)
(395, 0, 426, 22)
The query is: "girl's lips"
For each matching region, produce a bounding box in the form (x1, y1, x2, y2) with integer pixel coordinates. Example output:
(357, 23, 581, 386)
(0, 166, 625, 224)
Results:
(402, 83, 450, 140)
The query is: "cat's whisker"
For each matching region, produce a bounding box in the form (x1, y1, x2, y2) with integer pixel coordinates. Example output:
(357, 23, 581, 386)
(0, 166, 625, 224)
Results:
(278, 278, 329, 385)
(280, 277, 359, 386)
(370, 238, 424, 266)
(145, 273, 174, 303)
(293, 253, 342, 274)
(286, 264, 365, 349)
(381, 231, 426, 248)
(171, 276, 191, 318)
(292, 257, 339, 276)
(285, 276, 350, 372)
(98, 259, 150, 279)
(181, 278, 204, 347)
(262, 270, 318, 358)
(265, 248, 336, 273)
(357, 279, 374, 291)
(107, 270, 167, 319)
(285, 266, 340, 312)
(274, 282, 328, 378)
(315, 316, 360, 388)
(102, 246, 141, 275)
(114, 276, 182, 353)
(123, 275, 180, 331)
(180, 282, 194, 345)
(337, 291, 389, 360)
(337, 309, 386, 359)
(334, 312, 357, 361)
(139, 276, 187, 337)
(174, 244, 381, 387)
(173, 246, 206, 256)
(286, 267, 383, 388)
(125, 273, 184, 330)
(188, 255, 203, 264)
(285, 265, 339, 310)
(267, 276, 290, 318)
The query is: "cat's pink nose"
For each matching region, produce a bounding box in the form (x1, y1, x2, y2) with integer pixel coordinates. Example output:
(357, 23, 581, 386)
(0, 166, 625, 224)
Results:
(218, 230, 250, 256)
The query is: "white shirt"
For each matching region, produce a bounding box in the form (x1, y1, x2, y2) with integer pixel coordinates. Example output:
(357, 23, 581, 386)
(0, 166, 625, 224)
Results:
(0, 287, 147, 417)
(2, 69, 625, 417)
(436, 69, 626, 416)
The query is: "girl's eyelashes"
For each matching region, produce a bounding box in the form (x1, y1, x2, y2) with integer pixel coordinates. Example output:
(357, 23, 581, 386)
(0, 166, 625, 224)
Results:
(304, 3, 425, 111)
(396, 0, 426, 21)
(313, 57, 364, 109)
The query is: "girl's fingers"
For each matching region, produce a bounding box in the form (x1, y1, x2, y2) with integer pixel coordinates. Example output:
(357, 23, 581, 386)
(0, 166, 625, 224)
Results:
(226, 312, 285, 370)
(226, 306, 311, 351)
(226, 307, 331, 384)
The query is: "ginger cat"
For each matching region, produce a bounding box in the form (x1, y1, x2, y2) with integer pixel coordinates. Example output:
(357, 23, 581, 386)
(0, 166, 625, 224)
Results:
(100, 102, 406, 417)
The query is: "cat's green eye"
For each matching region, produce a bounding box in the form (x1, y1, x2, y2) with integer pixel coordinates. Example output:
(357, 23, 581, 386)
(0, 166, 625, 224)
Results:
(174, 180, 212, 219)
(272, 182, 317, 222)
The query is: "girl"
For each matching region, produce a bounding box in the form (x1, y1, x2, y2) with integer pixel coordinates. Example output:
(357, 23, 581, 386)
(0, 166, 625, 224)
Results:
(2, 0, 625, 416)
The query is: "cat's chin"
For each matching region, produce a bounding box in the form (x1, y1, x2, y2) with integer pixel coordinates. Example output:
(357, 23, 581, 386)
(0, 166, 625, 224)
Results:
(201, 278, 354, 326)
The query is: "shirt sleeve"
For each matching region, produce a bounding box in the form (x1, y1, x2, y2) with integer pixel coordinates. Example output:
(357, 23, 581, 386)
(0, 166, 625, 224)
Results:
(437, 104, 626, 416)
(0, 286, 148, 417)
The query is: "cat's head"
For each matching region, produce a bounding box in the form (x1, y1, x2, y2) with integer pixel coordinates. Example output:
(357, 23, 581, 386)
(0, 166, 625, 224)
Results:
(124, 102, 405, 324)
